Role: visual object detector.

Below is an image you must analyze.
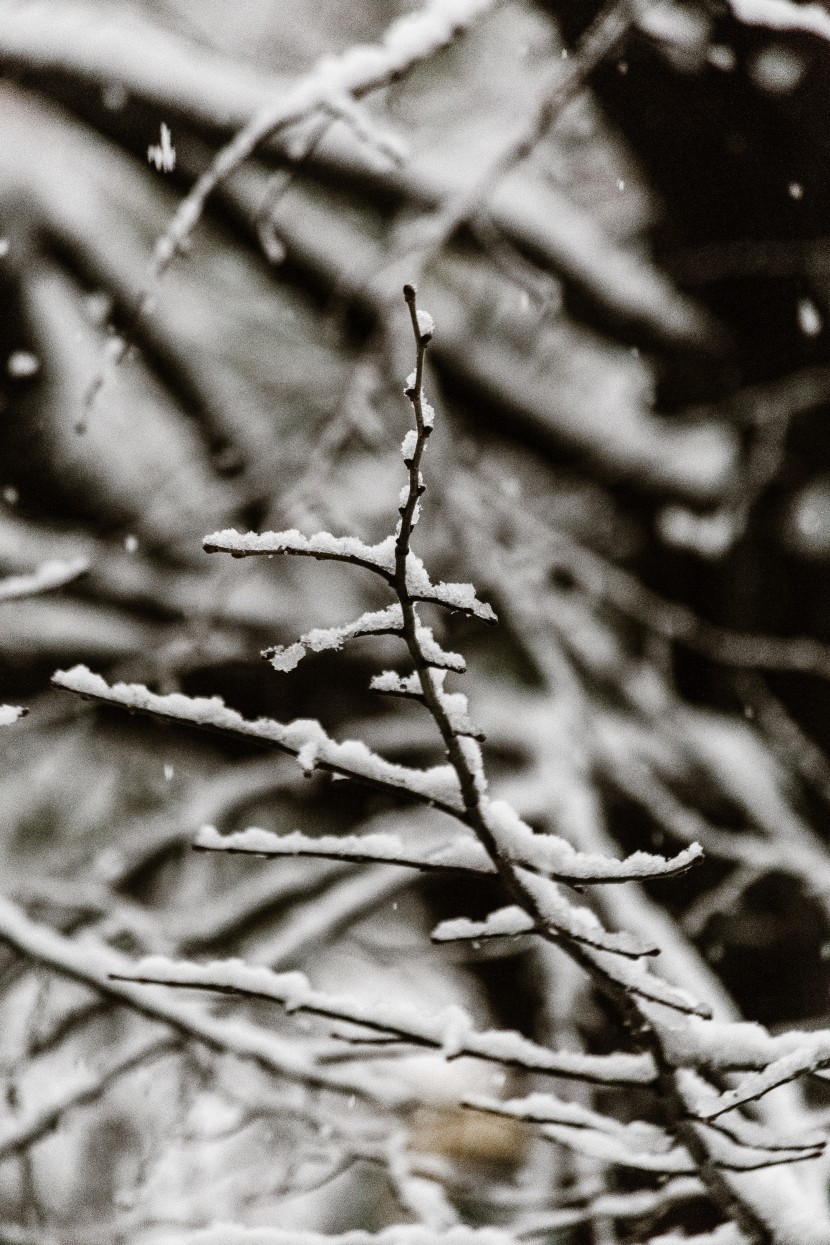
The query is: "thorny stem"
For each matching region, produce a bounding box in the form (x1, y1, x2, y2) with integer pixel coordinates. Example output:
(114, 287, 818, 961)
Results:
(394, 285, 775, 1245)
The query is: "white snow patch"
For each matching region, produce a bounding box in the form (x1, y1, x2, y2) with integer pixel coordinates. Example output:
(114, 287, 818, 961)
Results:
(0, 704, 27, 726)
(416, 309, 435, 339)
(0, 557, 89, 602)
(52, 667, 465, 811)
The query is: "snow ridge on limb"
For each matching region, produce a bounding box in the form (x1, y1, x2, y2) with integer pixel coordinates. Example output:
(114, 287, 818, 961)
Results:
(152, 1226, 517, 1245)
(374, 668, 484, 738)
(0, 555, 89, 602)
(112, 955, 655, 1086)
(204, 528, 398, 577)
(50, 666, 464, 813)
(0, 895, 403, 1105)
(194, 820, 699, 889)
(466, 1094, 821, 1178)
(0, 704, 28, 726)
(482, 797, 704, 883)
(729, 0, 830, 41)
(204, 530, 496, 624)
(263, 604, 404, 673)
(433, 892, 661, 960)
(194, 826, 495, 873)
(696, 1041, 830, 1120)
(649, 1010, 830, 1074)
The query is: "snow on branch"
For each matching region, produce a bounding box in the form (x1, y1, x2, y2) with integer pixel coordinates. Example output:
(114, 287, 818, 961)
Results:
(194, 826, 495, 874)
(651, 1012, 830, 1076)
(204, 528, 398, 579)
(0, 556, 89, 602)
(0, 895, 402, 1105)
(110, 956, 656, 1086)
(432, 889, 660, 959)
(481, 798, 704, 884)
(194, 820, 700, 892)
(695, 1039, 830, 1120)
(464, 1089, 677, 1149)
(80, 0, 499, 412)
(647, 1226, 746, 1245)
(263, 605, 404, 673)
(582, 938, 711, 1017)
(432, 906, 536, 942)
(50, 666, 464, 814)
(729, 0, 830, 42)
(151, 1226, 517, 1245)
(465, 1092, 763, 1178)
(516, 1178, 706, 1238)
(474, 1092, 820, 1176)
(204, 530, 496, 624)
(0, 1036, 173, 1161)
(0, 704, 28, 726)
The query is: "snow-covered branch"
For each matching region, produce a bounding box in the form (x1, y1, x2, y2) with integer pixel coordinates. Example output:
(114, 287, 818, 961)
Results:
(50, 665, 465, 816)
(0, 704, 28, 727)
(110, 955, 655, 1086)
(0, 894, 406, 1106)
(193, 823, 701, 886)
(0, 556, 89, 603)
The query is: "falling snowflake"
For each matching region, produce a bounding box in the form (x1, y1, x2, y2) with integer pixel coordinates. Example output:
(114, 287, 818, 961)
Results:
(147, 123, 176, 172)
